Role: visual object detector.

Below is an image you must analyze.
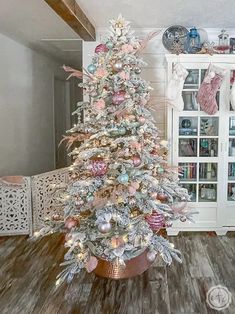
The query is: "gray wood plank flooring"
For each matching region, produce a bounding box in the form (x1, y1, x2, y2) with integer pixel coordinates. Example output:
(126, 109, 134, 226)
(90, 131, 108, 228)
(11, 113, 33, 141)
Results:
(0, 233, 234, 314)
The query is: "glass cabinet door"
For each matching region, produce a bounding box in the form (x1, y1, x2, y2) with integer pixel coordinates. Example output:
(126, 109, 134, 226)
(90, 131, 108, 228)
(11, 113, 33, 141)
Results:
(177, 68, 219, 203)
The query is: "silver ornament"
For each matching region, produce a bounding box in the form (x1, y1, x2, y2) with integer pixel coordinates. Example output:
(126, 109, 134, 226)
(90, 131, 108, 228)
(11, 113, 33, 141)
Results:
(146, 250, 156, 262)
(134, 66, 142, 74)
(98, 222, 112, 234)
(113, 61, 123, 72)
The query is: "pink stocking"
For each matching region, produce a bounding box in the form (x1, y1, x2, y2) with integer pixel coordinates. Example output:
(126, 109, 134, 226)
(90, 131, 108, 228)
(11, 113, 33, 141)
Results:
(197, 65, 226, 115)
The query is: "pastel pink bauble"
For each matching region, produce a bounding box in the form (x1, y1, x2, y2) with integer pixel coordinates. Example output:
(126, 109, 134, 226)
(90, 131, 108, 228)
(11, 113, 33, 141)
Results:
(128, 185, 137, 195)
(112, 91, 126, 105)
(131, 181, 140, 189)
(94, 99, 105, 110)
(65, 217, 79, 230)
(85, 256, 98, 273)
(95, 44, 108, 54)
(132, 155, 141, 167)
(95, 68, 108, 78)
(90, 158, 108, 177)
(138, 116, 146, 125)
(145, 212, 165, 231)
(121, 44, 134, 53)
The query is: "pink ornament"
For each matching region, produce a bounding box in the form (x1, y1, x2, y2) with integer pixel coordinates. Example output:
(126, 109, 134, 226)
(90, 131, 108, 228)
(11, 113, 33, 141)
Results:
(90, 158, 107, 177)
(95, 68, 108, 78)
(138, 116, 146, 125)
(128, 185, 137, 195)
(130, 141, 142, 151)
(111, 236, 125, 248)
(119, 71, 130, 80)
(95, 44, 108, 54)
(145, 212, 165, 231)
(85, 256, 98, 273)
(121, 44, 134, 53)
(132, 155, 141, 167)
(65, 217, 79, 230)
(112, 91, 126, 105)
(94, 99, 105, 110)
(131, 181, 140, 189)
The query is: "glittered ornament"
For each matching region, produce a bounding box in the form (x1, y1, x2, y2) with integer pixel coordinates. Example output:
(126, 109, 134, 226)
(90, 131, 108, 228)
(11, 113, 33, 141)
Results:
(111, 236, 125, 248)
(65, 217, 79, 230)
(118, 173, 129, 184)
(112, 91, 126, 105)
(145, 211, 165, 231)
(87, 64, 97, 74)
(134, 66, 142, 74)
(118, 127, 126, 135)
(95, 43, 108, 54)
(110, 129, 120, 137)
(86, 194, 94, 202)
(157, 167, 165, 174)
(132, 155, 141, 167)
(146, 250, 157, 262)
(106, 41, 114, 49)
(98, 222, 112, 234)
(138, 116, 146, 125)
(156, 193, 168, 202)
(90, 157, 107, 177)
(113, 61, 123, 72)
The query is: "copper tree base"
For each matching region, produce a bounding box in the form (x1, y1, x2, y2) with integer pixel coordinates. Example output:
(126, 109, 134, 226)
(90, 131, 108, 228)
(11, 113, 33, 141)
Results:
(93, 250, 153, 279)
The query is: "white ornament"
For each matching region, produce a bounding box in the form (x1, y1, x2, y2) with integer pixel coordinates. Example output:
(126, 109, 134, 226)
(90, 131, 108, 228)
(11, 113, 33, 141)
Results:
(146, 250, 157, 262)
(98, 222, 111, 234)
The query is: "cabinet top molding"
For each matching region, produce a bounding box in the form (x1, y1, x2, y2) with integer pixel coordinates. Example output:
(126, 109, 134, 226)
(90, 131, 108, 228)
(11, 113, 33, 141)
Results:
(165, 54, 235, 63)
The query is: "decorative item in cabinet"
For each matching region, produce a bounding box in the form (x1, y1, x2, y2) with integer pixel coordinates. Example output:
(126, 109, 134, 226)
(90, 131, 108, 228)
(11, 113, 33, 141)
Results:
(216, 29, 230, 54)
(184, 69, 199, 88)
(229, 117, 235, 135)
(199, 163, 217, 181)
(179, 138, 197, 157)
(229, 139, 235, 157)
(228, 163, 235, 181)
(200, 117, 219, 136)
(180, 183, 196, 202)
(182, 91, 198, 110)
(227, 183, 235, 201)
(179, 117, 198, 135)
(199, 184, 217, 202)
(230, 38, 235, 54)
(199, 138, 218, 157)
(179, 163, 197, 181)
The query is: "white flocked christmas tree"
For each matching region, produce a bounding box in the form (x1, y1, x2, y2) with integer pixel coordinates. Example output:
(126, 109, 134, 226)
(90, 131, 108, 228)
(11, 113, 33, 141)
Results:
(35, 15, 195, 285)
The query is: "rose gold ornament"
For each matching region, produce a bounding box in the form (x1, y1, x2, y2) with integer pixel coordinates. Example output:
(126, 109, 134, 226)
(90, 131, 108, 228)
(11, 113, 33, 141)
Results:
(145, 211, 165, 231)
(132, 155, 141, 167)
(111, 236, 125, 248)
(65, 217, 79, 230)
(93, 249, 153, 279)
(95, 44, 108, 54)
(112, 91, 126, 105)
(156, 193, 168, 202)
(112, 61, 123, 72)
(90, 157, 108, 177)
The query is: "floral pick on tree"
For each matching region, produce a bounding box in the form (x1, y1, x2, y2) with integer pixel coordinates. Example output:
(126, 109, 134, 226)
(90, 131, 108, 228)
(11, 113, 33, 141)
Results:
(34, 15, 195, 285)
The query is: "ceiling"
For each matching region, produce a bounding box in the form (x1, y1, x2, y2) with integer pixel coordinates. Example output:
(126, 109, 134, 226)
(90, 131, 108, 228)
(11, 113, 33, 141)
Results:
(77, 0, 235, 29)
(0, 0, 82, 68)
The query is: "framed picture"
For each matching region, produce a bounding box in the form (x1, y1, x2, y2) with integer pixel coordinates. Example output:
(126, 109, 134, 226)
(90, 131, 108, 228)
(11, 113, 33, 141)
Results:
(230, 38, 235, 53)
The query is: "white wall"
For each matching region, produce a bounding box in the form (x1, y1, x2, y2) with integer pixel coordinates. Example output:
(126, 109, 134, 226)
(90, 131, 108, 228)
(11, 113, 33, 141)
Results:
(83, 28, 235, 139)
(0, 32, 63, 176)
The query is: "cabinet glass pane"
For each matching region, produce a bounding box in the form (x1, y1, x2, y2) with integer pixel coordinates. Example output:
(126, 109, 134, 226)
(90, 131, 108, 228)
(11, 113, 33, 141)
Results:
(229, 117, 235, 135)
(184, 69, 199, 89)
(179, 139, 197, 157)
(230, 71, 235, 111)
(179, 117, 198, 136)
(199, 184, 217, 202)
(199, 139, 218, 157)
(182, 91, 198, 111)
(228, 183, 235, 201)
(179, 163, 197, 181)
(199, 163, 217, 181)
(200, 117, 219, 136)
(228, 163, 235, 181)
(229, 139, 235, 156)
(180, 183, 196, 202)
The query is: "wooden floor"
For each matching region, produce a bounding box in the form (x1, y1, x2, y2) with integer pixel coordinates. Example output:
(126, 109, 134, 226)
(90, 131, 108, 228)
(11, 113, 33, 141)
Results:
(0, 233, 234, 314)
